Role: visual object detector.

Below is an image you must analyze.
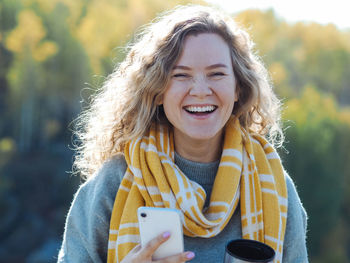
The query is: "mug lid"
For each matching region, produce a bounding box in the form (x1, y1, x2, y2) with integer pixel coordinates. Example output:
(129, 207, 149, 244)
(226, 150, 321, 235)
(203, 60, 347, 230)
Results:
(225, 239, 275, 262)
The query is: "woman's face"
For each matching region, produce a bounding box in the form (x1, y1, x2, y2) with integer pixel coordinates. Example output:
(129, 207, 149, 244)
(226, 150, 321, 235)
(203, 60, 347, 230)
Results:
(162, 33, 237, 148)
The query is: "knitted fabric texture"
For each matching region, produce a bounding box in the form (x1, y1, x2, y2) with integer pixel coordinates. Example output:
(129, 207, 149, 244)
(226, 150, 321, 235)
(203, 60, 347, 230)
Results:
(107, 117, 288, 263)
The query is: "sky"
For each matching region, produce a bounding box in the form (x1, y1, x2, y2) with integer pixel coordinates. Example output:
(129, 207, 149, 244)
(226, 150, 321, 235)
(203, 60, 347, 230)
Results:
(205, 0, 350, 30)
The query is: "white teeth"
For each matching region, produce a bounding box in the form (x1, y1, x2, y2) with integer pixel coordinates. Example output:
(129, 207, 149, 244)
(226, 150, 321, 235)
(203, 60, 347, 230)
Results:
(185, 105, 216, 113)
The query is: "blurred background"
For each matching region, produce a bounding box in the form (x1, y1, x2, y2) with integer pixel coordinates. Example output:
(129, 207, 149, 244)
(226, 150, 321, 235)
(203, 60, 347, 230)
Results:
(0, 0, 349, 262)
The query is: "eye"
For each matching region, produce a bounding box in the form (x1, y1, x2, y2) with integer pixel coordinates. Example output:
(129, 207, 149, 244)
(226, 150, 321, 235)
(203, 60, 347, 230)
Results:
(172, 73, 189, 78)
(209, 72, 226, 77)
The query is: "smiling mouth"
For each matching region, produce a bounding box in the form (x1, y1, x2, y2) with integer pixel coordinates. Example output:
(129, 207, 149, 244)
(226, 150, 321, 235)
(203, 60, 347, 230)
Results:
(183, 105, 217, 114)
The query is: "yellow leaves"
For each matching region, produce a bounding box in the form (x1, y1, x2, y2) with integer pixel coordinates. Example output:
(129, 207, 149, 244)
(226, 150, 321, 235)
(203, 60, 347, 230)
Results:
(269, 62, 286, 86)
(0, 138, 16, 153)
(283, 87, 348, 155)
(76, 0, 132, 73)
(283, 86, 339, 127)
(63, 1, 85, 27)
(75, 0, 193, 73)
(23, 0, 84, 27)
(0, 138, 16, 167)
(45, 119, 62, 139)
(128, 0, 149, 26)
(5, 10, 58, 61)
(6, 10, 44, 53)
(25, 0, 57, 12)
(33, 41, 58, 62)
(290, 22, 350, 53)
(339, 108, 350, 126)
(235, 9, 280, 55)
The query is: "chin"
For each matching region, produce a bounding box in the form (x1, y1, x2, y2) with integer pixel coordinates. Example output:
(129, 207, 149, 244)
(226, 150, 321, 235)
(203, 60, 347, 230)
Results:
(186, 129, 222, 141)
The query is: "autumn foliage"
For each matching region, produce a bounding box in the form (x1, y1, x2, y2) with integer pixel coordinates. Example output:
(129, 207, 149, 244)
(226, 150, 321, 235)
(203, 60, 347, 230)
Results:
(0, 0, 349, 261)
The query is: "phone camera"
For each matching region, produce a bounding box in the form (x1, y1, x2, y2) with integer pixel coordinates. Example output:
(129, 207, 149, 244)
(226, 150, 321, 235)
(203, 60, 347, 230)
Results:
(140, 212, 147, 218)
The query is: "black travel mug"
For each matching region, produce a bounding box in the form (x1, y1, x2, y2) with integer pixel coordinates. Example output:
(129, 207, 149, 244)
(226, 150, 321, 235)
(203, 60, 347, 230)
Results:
(223, 239, 275, 263)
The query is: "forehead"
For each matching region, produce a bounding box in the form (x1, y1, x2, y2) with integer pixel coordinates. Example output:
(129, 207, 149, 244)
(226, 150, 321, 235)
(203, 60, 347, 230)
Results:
(176, 33, 232, 67)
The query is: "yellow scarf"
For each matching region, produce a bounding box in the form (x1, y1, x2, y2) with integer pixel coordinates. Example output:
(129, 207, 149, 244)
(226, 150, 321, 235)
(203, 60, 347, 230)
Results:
(107, 117, 287, 263)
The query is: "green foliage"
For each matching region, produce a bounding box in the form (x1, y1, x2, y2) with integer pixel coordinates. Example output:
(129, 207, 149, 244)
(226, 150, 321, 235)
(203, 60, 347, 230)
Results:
(281, 87, 350, 262)
(236, 11, 350, 103)
(0, 0, 23, 32)
(0, 0, 349, 261)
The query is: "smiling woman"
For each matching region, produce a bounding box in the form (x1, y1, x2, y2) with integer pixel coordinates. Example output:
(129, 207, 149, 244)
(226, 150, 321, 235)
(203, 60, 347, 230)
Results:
(163, 33, 237, 163)
(58, 5, 308, 263)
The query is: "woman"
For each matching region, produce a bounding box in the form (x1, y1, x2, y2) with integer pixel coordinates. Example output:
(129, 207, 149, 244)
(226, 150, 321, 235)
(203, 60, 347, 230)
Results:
(58, 5, 308, 263)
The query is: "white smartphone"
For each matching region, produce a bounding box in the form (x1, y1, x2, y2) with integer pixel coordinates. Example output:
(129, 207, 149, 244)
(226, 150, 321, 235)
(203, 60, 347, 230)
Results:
(137, 206, 184, 260)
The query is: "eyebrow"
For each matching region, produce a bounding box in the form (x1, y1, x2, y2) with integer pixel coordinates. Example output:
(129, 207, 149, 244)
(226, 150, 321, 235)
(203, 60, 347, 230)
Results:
(206, 63, 228, 70)
(172, 63, 228, 70)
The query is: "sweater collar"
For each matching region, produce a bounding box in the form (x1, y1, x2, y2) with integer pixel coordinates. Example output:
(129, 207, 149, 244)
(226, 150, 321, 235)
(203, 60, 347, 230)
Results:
(174, 151, 219, 185)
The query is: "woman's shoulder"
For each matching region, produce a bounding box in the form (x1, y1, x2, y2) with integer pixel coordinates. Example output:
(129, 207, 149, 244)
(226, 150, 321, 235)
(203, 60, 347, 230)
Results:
(58, 154, 128, 262)
(284, 170, 308, 231)
(84, 153, 127, 187)
(284, 171, 304, 207)
(283, 171, 309, 261)
(64, 153, 127, 228)
(74, 153, 128, 210)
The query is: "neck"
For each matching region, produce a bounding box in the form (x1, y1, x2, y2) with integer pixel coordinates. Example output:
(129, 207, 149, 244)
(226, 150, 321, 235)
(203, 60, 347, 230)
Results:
(174, 130, 224, 163)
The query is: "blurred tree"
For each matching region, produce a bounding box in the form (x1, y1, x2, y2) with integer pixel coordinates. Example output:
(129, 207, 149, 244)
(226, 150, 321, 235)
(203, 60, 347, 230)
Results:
(0, 1, 349, 261)
(235, 9, 282, 56)
(75, 0, 197, 74)
(291, 23, 350, 105)
(39, 2, 91, 145)
(75, 0, 132, 74)
(5, 10, 58, 151)
(282, 87, 350, 262)
(0, 0, 23, 138)
(236, 10, 350, 105)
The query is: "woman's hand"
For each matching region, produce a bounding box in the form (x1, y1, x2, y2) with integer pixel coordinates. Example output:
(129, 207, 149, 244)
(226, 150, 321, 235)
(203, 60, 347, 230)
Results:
(121, 232, 195, 263)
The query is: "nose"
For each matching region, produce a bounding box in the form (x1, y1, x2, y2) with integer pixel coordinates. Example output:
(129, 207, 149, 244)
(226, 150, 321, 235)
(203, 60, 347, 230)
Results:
(189, 76, 212, 98)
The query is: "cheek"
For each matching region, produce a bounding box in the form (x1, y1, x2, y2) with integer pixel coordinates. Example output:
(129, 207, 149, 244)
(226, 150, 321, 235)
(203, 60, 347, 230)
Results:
(163, 84, 186, 106)
(217, 82, 236, 104)
(162, 90, 179, 117)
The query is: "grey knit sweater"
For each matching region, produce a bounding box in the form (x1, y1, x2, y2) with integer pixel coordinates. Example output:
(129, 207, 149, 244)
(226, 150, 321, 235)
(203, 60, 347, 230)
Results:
(58, 153, 308, 262)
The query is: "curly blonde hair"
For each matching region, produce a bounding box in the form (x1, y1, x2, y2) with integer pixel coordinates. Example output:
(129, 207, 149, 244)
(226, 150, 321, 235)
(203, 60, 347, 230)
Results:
(73, 5, 283, 179)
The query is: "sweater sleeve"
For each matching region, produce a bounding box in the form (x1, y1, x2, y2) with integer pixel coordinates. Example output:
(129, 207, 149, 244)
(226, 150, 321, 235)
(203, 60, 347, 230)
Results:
(57, 154, 127, 263)
(282, 172, 309, 263)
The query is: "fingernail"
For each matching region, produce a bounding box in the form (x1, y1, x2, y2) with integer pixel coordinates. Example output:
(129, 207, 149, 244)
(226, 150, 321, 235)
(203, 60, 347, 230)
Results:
(186, 252, 195, 259)
(162, 231, 170, 238)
